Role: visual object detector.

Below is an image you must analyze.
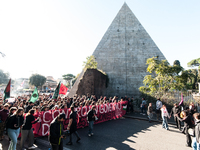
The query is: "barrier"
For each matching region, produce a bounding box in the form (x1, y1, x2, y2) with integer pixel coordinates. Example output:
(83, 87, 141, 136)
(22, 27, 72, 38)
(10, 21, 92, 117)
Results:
(32, 101, 128, 137)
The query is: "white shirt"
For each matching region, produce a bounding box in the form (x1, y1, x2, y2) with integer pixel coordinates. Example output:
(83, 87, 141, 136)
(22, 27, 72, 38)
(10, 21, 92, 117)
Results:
(156, 100, 162, 110)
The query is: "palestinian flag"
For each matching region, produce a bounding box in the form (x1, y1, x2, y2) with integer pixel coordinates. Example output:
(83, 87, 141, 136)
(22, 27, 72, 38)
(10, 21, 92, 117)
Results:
(123, 105, 127, 110)
(52, 81, 61, 100)
(4, 79, 11, 102)
(29, 87, 39, 103)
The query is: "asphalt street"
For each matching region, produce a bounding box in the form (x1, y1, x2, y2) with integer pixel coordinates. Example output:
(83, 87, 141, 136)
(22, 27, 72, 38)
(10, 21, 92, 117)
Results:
(0, 116, 193, 150)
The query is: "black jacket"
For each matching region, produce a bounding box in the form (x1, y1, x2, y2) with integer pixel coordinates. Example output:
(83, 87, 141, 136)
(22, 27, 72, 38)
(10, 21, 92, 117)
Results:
(49, 117, 64, 145)
(6, 114, 24, 129)
(22, 114, 39, 130)
(177, 115, 194, 128)
(170, 106, 181, 116)
(25, 105, 33, 113)
(87, 109, 95, 121)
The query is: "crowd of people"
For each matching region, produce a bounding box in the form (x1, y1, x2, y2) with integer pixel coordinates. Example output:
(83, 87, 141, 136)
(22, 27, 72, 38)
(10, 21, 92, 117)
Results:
(1, 92, 200, 150)
(141, 97, 200, 150)
(0, 93, 131, 150)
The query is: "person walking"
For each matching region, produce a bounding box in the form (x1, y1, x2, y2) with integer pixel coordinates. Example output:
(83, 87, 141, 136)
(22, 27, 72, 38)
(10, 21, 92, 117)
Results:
(192, 113, 200, 150)
(170, 103, 181, 130)
(156, 98, 162, 120)
(0, 104, 9, 141)
(140, 98, 146, 115)
(20, 109, 40, 150)
(147, 103, 153, 123)
(161, 105, 170, 130)
(6, 108, 24, 150)
(176, 110, 194, 147)
(49, 113, 66, 150)
(87, 105, 96, 136)
(66, 106, 81, 145)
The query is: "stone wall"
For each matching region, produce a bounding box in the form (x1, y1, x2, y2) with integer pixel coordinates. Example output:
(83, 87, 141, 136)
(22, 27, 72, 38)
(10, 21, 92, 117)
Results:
(68, 69, 107, 98)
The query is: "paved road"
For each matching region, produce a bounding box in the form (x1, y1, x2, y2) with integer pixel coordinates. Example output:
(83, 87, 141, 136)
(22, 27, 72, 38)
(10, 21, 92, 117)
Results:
(0, 117, 192, 150)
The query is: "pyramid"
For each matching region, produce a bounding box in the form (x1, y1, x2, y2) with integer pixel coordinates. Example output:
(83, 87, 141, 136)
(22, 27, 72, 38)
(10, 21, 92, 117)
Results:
(92, 3, 166, 97)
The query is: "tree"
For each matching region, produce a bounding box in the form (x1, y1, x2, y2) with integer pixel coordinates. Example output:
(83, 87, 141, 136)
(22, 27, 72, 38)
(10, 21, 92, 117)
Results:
(139, 57, 185, 97)
(29, 74, 46, 88)
(62, 74, 75, 88)
(0, 69, 10, 85)
(187, 58, 200, 69)
(83, 55, 97, 69)
(187, 58, 200, 89)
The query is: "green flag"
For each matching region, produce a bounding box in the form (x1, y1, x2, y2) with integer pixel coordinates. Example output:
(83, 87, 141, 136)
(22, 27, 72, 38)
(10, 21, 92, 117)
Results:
(29, 87, 39, 103)
(4, 79, 11, 102)
(52, 81, 61, 100)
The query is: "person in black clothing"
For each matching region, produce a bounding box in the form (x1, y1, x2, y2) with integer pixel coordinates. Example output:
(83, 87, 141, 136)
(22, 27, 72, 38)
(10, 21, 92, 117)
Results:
(20, 109, 40, 150)
(170, 103, 181, 130)
(66, 106, 81, 145)
(176, 110, 194, 147)
(6, 108, 24, 150)
(49, 113, 65, 150)
(87, 105, 96, 136)
(25, 102, 34, 113)
(49, 100, 56, 110)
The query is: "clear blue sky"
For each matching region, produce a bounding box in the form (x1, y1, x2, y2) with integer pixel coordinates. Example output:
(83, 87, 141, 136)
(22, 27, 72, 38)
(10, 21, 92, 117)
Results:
(0, 0, 199, 79)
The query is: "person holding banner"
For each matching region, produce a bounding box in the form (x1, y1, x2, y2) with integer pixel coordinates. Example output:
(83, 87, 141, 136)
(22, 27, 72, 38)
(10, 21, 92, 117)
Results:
(66, 106, 81, 145)
(87, 105, 96, 136)
(20, 109, 40, 150)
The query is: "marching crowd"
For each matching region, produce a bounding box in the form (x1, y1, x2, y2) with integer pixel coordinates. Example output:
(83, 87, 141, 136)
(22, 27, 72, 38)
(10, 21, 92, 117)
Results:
(0, 93, 131, 150)
(1, 93, 200, 150)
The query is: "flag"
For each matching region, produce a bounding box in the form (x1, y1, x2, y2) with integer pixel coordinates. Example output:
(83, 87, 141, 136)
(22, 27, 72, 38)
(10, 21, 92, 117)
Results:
(4, 79, 11, 102)
(59, 83, 68, 95)
(20, 80, 25, 87)
(29, 87, 39, 103)
(52, 81, 61, 99)
(179, 93, 183, 106)
(123, 105, 127, 110)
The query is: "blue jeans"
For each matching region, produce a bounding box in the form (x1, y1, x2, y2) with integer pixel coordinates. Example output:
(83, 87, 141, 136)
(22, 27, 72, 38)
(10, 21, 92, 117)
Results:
(192, 137, 200, 150)
(7, 128, 20, 150)
(88, 121, 94, 134)
(162, 116, 169, 130)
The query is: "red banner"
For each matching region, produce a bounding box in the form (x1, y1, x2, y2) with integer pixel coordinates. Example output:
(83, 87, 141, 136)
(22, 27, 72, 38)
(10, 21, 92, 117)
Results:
(32, 101, 127, 137)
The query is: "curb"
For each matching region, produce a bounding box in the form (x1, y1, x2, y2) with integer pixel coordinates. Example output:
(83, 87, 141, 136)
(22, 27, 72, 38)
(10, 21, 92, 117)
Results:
(124, 115, 176, 125)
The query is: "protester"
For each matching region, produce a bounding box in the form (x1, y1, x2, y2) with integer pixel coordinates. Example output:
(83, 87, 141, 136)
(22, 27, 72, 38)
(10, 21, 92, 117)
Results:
(170, 103, 181, 131)
(20, 109, 40, 150)
(147, 103, 153, 123)
(66, 106, 81, 145)
(49, 113, 65, 150)
(25, 102, 34, 113)
(192, 113, 200, 150)
(87, 105, 96, 136)
(156, 98, 162, 120)
(140, 98, 146, 115)
(189, 102, 196, 116)
(6, 108, 24, 150)
(161, 104, 170, 130)
(0, 104, 9, 140)
(176, 110, 194, 147)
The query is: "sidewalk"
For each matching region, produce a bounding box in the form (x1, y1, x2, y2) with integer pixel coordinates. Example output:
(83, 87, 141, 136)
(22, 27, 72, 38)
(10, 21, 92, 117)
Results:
(124, 110, 178, 125)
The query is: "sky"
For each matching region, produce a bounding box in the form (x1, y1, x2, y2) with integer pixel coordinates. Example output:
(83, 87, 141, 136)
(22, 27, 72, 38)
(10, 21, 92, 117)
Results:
(0, 0, 200, 80)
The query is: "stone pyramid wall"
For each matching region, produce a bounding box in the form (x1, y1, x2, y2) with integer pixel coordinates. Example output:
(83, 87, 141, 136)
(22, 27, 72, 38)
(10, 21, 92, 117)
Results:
(92, 3, 166, 97)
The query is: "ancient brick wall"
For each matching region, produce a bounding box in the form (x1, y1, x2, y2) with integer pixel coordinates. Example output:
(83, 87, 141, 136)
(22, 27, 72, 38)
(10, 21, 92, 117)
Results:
(68, 69, 107, 98)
